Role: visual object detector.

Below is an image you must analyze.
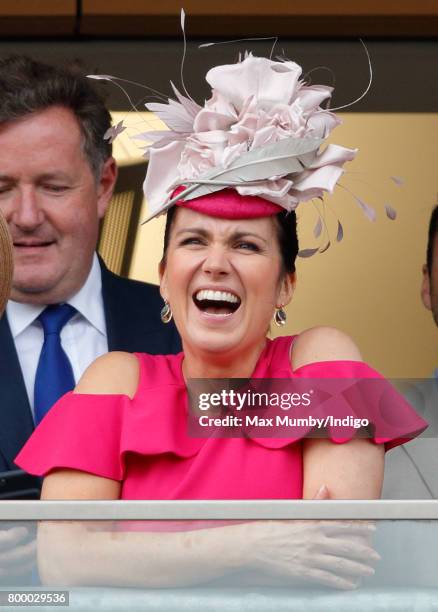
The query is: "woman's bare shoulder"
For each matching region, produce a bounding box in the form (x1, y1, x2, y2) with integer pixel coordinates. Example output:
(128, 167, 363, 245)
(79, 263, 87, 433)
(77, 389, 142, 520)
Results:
(74, 351, 140, 399)
(291, 326, 363, 370)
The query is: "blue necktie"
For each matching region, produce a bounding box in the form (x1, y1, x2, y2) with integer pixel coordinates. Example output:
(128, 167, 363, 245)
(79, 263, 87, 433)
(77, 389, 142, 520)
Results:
(34, 304, 76, 425)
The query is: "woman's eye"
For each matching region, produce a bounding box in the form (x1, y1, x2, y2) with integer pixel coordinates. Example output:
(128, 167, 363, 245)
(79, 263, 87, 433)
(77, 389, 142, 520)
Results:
(180, 237, 204, 246)
(235, 241, 260, 252)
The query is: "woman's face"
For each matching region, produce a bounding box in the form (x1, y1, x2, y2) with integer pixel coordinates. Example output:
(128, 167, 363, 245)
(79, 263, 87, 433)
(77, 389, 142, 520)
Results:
(160, 207, 294, 358)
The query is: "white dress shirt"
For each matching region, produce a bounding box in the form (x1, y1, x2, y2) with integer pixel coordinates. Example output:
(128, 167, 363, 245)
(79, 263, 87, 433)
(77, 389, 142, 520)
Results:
(6, 254, 108, 419)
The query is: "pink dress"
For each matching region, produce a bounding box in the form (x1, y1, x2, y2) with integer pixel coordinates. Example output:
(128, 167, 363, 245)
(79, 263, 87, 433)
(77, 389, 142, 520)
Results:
(16, 336, 427, 500)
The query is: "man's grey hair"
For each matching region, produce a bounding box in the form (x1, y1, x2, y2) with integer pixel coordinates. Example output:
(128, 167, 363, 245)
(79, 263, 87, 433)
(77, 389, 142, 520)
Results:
(0, 55, 112, 179)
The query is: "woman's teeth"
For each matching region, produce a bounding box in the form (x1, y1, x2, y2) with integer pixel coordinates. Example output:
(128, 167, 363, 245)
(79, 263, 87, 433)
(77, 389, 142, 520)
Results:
(195, 289, 239, 304)
(194, 289, 241, 315)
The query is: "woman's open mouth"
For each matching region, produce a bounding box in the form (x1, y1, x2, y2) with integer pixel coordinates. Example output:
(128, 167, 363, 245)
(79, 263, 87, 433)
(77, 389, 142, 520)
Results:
(193, 289, 241, 316)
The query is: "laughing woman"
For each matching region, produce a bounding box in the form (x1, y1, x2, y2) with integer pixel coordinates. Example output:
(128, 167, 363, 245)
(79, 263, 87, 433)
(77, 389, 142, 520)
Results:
(16, 54, 426, 588)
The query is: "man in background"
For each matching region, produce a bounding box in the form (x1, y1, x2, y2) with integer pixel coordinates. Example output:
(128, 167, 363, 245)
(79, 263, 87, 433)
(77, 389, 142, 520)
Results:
(421, 205, 438, 356)
(0, 54, 181, 580)
(0, 55, 180, 477)
(382, 205, 438, 498)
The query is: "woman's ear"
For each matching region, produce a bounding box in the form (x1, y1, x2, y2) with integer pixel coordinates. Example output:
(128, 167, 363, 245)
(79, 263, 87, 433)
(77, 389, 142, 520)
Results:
(158, 261, 168, 302)
(278, 272, 296, 307)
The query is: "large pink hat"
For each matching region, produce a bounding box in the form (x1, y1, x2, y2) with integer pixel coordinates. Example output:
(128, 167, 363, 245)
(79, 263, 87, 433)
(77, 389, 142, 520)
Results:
(141, 53, 357, 223)
(90, 28, 394, 243)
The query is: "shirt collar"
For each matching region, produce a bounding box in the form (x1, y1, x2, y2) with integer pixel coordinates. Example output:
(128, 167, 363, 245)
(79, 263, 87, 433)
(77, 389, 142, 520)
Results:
(6, 301, 44, 339)
(6, 253, 106, 338)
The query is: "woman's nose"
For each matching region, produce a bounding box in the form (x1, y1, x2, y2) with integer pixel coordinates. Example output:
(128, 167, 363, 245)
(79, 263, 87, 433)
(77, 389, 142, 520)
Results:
(201, 246, 232, 276)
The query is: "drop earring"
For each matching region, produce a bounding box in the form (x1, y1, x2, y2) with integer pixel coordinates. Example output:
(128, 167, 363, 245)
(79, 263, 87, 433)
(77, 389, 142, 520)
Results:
(161, 300, 173, 324)
(274, 306, 287, 327)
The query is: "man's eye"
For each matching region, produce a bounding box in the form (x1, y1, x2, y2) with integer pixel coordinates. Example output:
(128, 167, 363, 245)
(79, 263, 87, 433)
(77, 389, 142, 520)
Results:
(43, 185, 69, 193)
(0, 185, 12, 194)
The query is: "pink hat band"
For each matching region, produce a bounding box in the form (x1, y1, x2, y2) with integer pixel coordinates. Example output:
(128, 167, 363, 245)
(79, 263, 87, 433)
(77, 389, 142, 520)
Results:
(171, 187, 282, 220)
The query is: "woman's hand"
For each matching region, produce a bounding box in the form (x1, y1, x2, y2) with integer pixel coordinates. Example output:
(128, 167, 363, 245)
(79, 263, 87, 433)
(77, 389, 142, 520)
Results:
(237, 485, 379, 590)
(240, 519, 379, 590)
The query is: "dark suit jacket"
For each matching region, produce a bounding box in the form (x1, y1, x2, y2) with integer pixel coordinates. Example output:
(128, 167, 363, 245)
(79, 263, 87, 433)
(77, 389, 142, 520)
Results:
(0, 262, 181, 473)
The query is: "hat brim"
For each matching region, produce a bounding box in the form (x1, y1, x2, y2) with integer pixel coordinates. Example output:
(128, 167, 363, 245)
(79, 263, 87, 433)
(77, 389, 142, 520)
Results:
(174, 188, 282, 219)
(143, 187, 284, 224)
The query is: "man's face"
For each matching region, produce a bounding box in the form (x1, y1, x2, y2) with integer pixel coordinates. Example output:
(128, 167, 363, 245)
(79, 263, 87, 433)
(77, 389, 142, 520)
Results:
(422, 233, 438, 326)
(0, 106, 116, 305)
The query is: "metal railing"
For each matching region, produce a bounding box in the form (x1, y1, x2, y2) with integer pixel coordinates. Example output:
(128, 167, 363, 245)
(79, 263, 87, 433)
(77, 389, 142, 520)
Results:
(0, 500, 437, 521)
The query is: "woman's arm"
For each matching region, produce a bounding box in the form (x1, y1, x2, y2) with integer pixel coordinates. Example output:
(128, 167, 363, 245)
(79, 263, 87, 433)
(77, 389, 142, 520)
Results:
(39, 353, 248, 586)
(38, 480, 243, 587)
(292, 326, 385, 499)
(40, 470, 378, 589)
(38, 347, 379, 588)
(302, 438, 384, 499)
(40, 351, 135, 502)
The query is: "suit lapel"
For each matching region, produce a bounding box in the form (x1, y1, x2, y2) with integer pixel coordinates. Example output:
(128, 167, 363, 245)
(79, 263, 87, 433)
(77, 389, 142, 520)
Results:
(100, 261, 142, 352)
(100, 263, 118, 352)
(0, 315, 34, 468)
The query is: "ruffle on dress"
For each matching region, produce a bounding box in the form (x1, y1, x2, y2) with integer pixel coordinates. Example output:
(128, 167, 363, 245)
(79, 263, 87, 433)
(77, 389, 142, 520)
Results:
(16, 384, 201, 480)
(16, 353, 428, 481)
(250, 360, 428, 450)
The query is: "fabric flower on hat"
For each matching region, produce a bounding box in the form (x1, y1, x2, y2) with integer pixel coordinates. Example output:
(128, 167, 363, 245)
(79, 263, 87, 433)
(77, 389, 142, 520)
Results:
(140, 53, 357, 219)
